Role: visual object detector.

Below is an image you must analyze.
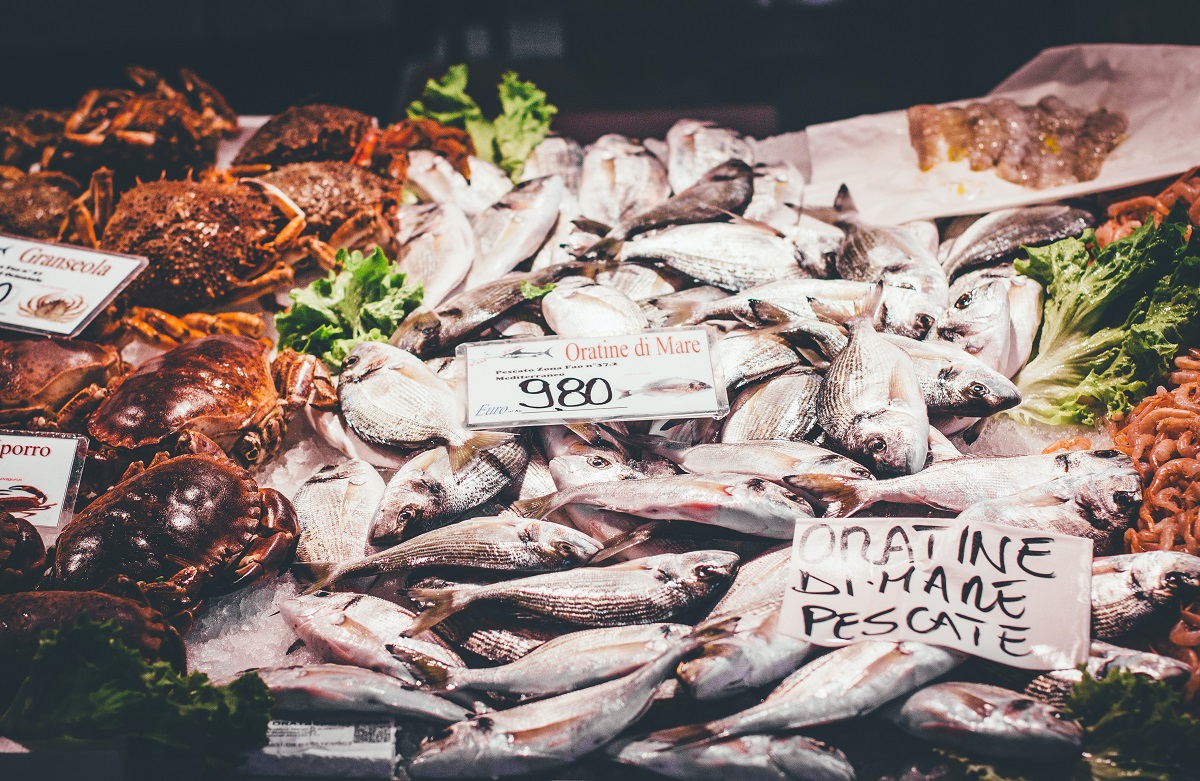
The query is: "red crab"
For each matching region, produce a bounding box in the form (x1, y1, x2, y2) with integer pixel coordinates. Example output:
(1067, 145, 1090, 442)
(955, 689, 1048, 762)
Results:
(0, 511, 46, 593)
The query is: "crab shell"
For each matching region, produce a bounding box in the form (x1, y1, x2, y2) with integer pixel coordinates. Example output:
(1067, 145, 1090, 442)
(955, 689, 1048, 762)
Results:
(48, 452, 298, 624)
(259, 160, 398, 241)
(0, 511, 46, 593)
(233, 104, 375, 167)
(0, 587, 186, 702)
(0, 338, 123, 431)
(0, 169, 81, 240)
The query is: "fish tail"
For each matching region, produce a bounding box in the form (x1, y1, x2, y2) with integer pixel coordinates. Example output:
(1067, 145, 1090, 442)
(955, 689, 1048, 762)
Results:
(300, 563, 342, 594)
(643, 721, 722, 749)
(391, 647, 454, 689)
(655, 297, 705, 327)
(448, 430, 516, 474)
(782, 474, 873, 517)
(833, 183, 858, 219)
(584, 235, 624, 261)
(509, 493, 555, 518)
(405, 587, 476, 635)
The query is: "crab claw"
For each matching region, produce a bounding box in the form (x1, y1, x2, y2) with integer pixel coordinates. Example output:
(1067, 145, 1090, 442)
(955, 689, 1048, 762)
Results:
(227, 488, 297, 590)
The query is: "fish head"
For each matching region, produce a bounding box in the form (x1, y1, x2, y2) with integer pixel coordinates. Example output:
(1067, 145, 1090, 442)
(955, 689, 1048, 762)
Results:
(1074, 469, 1142, 530)
(549, 453, 641, 488)
(1142, 552, 1200, 601)
(940, 362, 1021, 416)
(996, 697, 1084, 756)
(934, 280, 1012, 366)
(278, 592, 363, 629)
(876, 287, 938, 339)
(407, 719, 509, 778)
(339, 341, 398, 384)
(846, 409, 929, 477)
(525, 520, 605, 566)
(372, 478, 443, 543)
(675, 550, 740, 596)
(390, 308, 444, 355)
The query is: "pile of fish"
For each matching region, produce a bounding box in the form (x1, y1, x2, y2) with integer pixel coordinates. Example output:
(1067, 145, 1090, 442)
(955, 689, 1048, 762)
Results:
(231, 119, 1200, 779)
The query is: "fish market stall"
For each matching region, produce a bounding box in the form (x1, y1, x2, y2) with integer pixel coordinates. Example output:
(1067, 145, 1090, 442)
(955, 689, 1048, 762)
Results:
(4, 43, 1200, 781)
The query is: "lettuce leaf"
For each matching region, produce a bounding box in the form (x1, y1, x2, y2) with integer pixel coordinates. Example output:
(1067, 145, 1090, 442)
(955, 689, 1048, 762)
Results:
(276, 247, 423, 369)
(0, 618, 270, 774)
(520, 280, 556, 300)
(406, 64, 495, 164)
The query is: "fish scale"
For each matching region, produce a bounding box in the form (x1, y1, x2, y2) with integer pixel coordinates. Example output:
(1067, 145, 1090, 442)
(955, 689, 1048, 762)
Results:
(293, 459, 384, 565)
(720, 369, 823, 443)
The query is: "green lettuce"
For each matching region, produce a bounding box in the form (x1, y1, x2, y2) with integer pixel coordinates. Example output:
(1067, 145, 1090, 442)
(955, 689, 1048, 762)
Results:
(276, 247, 423, 369)
(0, 618, 270, 774)
(1009, 206, 1200, 426)
(520, 280, 556, 300)
(407, 65, 557, 180)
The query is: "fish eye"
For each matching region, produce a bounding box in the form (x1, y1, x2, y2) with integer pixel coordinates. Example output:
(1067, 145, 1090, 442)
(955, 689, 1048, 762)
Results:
(397, 507, 417, 523)
(851, 466, 873, 478)
(695, 564, 722, 582)
(343, 355, 359, 368)
(1165, 571, 1186, 589)
(587, 455, 611, 468)
(782, 491, 802, 503)
(914, 314, 934, 336)
(1010, 699, 1034, 711)
(954, 292, 974, 309)
(868, 437, 888, 453)
(1114, 490, 1139, 509)
(555, 540, 580, 556)
(966, 382, 988, 398)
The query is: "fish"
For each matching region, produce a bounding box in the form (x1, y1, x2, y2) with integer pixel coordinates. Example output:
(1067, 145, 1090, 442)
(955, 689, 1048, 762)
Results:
(788, 449, 1133, 516)
(744, 162, 806, 232)
(432, 608, 565, 664)
(927, 426, 964, 462)
(578, 134, 671, 228)
(594, 262, 688, 301)
(542, 278, 647, 337)
(394, 202, 477, 309)
(619, 223, 807, 292)
(370, 440, 531, 542)
(666, 119, 755, 193)
(940, 205, 1093, 281)
(618, 377, 712, 398)
(292, 459, 385, 569)
(307, 516, 602, 591)
(404, 550, 740, 635)
(815, 293, 929, 477)
(416, 622, 691, 698)
(883, 682, 1082, 761)
(520, 134, 583, 194)
(406, 150, 512, 218)
(715, 331, 803, 395)
(631, 436, 874, 486)
(1090, 551, 1200, 641)
(936, 265, 1043, 379)
(516, 473, 813, 539)
(720, 368, 823, 443)
(548, 452, 645, 490)
(647, 640, 965, 745)
(609, 733, 855, 781)
(252, 664, 471, 723)
(502, 448, 558, 502)
(466, 175, 565, 288)
(880, 334, 1022, 417)
(1024, 641, 1193, 706)
(337, 342, 513, 472)
(657, 278, 872, 327)
(707, 546, 792, 618)
(833, 185, 949, 303)
(539, 424, 632, 463)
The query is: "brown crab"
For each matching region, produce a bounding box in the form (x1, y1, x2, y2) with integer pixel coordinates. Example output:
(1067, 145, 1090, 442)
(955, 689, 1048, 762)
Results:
(0, 337, 124, 432)
(0, 107, 68, 169)
(47, 449, 299, 626)
(0, 167, 82, 240)
(0, 511, 45, 593)
(233, 104, 375, 168)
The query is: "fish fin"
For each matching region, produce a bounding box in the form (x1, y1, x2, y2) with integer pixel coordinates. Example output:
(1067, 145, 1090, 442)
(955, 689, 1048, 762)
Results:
(301, 564, 342, 594)
(782, 474, 872, 517)
(689, 612, 743, 642)
(720, 210, 787, 238)
(745, 299, 799, 327)
(405, 587, 476, 635)
(833, 184, 857, 218)
(509, 493, 555, 518)
(590, 522, 660, 564)
(293, 561, 335, 585)
(393, 648, 454, 689)
(285, 638, 306, 655)
(584, 236, 624, 261)
(448, 431, 515, 474)
(572, 217, 613, 236)
(853, 282, 885, 326)
(644, 722, 720, 748)
(654, 297, 704, 327)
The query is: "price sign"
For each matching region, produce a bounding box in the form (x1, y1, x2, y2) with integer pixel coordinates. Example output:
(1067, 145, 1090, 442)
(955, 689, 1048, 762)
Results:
(0, 431, 88, 541)
(459, 328, 728, 428)
(0, 233, 147, 337)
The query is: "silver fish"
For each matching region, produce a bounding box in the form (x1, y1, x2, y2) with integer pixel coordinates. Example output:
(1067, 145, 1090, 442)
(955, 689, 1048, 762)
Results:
(337, 342, 513, 473)
(293, 459, 385, 568)
(658, 278, 870, 328)
(788, 448, 1133, 516)
(634, 436, 873, 486)
(619, 223, 807, 291)
(601, 159, 755, 244)
(618, 377, 712, 399)
(466, 175, 564, 288)
(370, 440, 531, 542)
(521, 135, 583, 194)
(721, 368, 823, 443)
(884, 682, 1082, 761)
(1091, 552, 1200, 641)
(936, 265, 1043, 379)
(610, 733, 855, 781)
(405, 550, 740, 634)
(1024, 641, 1193, 705)
(718, 330, 806, 395)
(395, 202, 477, 309)
(539, 424, 632, 463)
(881, 334, 1021, 417)
(745, 162, 806, 232)
(940, 205, 1093, 281)
(708, 546, 792, 618)
(549, 452, 645, 490)
(666, 119, 755, 193)
(503, 448, 558, 502)
(253, 664, 471, 723)
(542, 278, 647, 337)
(433, 608, 564, 664)
(578, 134, 671, 228)
(406, 150, 511, 218)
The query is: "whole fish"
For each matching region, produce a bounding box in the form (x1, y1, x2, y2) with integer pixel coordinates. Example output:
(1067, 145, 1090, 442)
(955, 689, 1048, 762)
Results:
(936, 265, 1043, 378)
(1024, 641, 1193, 705)
(252, 664, 471, 723)
(308, 516, 602, 591)
(600, 158, 754, 244)
(833, 185, 949, 303)
(940, 205, 1093, 281)
(1091, 552, 1200, 641)
(370, 440, 531, 542)
(406, 150, 511, 218)
(881, 334, 1021, 417)
(633, 436, 874, 486)
(884, 682, 1082, 761)
(658, 278, 871, 327)
(419, 623, 691, 698)
(816, 298, 929, 476)
(721, 368, 823, 443)
(610, 733, 855, 781)
(521, 135, 583, 194)
(648, 641, 964, 745)
(518, 473, 813, 539)
(337, 342, 513, 472)
(466, 175, 564, 288)
(549, 452, 645, 490)
(542, 278, 647, 337)
(395, 202, 477, 308)
(666, 119, 755, 193)
(619, 223, 807, 291)
(293, 459, 385, 568)
(578, 134, 671, 228)
(678, 602, 812, 700)
(744, 162, 806, 231)
(788, 449, 1131, 516)
(404, 550, 740, 634)
(715, 331, 803, 395)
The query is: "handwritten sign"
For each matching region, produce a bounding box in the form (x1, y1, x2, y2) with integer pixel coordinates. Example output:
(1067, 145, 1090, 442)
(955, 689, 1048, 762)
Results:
(459, 328, 727, 428)
(778, 517, 1092, 670)
(0, 431, 87, 541)
(0, 233, 146, 337)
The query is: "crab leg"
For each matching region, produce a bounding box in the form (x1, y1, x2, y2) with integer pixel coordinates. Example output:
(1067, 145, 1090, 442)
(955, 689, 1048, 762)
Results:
(243, 178, 307, 249)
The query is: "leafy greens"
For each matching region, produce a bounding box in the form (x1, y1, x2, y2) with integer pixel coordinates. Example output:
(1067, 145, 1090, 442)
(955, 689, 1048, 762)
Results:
(276, 247, 423, 370)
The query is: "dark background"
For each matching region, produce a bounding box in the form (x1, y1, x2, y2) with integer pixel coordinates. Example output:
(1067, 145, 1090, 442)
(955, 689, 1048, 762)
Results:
(3, 0, 1199, 141)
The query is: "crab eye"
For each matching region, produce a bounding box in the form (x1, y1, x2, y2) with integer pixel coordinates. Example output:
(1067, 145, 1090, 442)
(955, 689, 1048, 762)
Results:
(954, 292, 973, 309)
(587, 455, 611, 468)
(966, 382, 988, 398)
(868, 437, 887, 454)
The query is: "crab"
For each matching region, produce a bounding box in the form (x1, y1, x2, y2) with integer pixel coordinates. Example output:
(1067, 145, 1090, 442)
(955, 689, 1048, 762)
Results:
(43, 66, 237, 190)
(47, 448, 299, 627)
(18, 293, 87, 322)
(350, 118, 474, 181)
(0, 106, 68, 169)
(0, 337, 124, 432)
(0, 486, 53, 518)
(0, 167, 82, 241)
(0, 511, 46, 593)
(233, 104, 376, 168)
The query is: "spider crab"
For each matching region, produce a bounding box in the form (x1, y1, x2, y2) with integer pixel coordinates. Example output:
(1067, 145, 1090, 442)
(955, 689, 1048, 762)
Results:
(233, 104, 375, 167)
(0, 167, 84, 241)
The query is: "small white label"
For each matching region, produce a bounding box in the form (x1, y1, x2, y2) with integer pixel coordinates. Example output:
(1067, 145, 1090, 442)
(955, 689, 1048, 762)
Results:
(0, 234, 147, 337)
(778, 517, 1092, 670)
(0, 431, 87, 535)
(460, 328, 727, 428)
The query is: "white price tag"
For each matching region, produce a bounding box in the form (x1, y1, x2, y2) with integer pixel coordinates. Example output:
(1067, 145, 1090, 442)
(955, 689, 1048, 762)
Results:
(778, 517, 1092, 670)
(0, 234, 147, 337)
(0, 431, 87, 539)
(459, 328, 727, 429)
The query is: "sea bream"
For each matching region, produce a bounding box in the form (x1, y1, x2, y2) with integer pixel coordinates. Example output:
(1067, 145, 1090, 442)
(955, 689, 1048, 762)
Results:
(618, 222, 808, 291)
(520, 134, 583, 194)
(542, 278, 647, 337)
(395, 202, 477, 308)
(578, 134, 671, 228)
(934, 264, 1043, 378)
(720, 368, 824, 443)
(630, 436, 874, 486)
(880, 333, 1021, 417)
(744, 161, 806, 231)
(666, 118, 755, 193)
(939, 204, 1093, 281)
(1090, 551, 1200, 641)
(292, 459, 385, 569)
(466, 175, 564, 288)
(1024, 641, 1193, 706)
(609, 733, 855, 781)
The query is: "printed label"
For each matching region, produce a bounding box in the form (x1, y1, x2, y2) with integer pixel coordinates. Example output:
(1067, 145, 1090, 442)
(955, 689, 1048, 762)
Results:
(0, 431, 87, 535)
(460, 328, 727, 428)
(778, 517, 1092, 670)
(0, 233, 147, 337)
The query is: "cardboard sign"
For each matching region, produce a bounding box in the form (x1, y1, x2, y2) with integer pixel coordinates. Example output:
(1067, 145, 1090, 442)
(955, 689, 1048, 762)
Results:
(0, 234, 146, 337)
(778, 517, 1092, 670)
(0, 431, 87, 540)
(459, 328, 727, 428)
